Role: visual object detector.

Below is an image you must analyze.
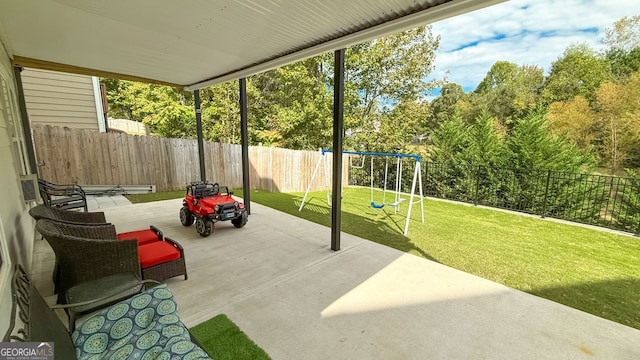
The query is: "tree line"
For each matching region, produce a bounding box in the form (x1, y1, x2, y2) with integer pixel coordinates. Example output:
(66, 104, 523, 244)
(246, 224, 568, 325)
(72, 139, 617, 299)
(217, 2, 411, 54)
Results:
(102, 15, 640, 177)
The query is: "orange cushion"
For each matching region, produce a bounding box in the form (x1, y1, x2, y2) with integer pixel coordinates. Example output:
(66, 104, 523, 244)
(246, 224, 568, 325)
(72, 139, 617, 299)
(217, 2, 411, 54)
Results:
(138, 241, 181, 268)
(117, 229, 160, 245)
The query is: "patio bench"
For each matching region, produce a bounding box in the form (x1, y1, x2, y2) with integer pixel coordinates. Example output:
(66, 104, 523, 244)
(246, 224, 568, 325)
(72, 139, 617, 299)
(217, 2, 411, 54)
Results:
(3, 265, 211, 360)
(38, 178, 88, 212)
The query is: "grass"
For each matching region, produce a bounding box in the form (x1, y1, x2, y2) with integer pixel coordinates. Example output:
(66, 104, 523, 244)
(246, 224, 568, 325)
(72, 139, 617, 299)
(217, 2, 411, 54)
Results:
(125, 189, 184, 203)
(234, 187, 640, 330)
(127, 187, 640, 329)
(190, 314, 271, 360)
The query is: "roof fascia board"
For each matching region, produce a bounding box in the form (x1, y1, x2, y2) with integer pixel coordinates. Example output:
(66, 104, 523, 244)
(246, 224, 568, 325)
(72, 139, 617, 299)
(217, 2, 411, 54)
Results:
(12, 56, 183, 88)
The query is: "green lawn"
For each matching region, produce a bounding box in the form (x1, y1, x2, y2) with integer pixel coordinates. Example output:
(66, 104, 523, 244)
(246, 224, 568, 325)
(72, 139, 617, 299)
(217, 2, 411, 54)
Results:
(127, 187, 640, 329)
(125, 190, 184, 203)
(190, 314, 271, 360)
(235, 187, 640, 330)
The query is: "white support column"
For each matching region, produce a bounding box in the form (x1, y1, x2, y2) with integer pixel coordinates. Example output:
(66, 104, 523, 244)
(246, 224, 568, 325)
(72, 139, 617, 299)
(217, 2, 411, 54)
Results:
(404, 161, 420, 236)
(91, 76, 107, 133)
(418, 160, 424, 223)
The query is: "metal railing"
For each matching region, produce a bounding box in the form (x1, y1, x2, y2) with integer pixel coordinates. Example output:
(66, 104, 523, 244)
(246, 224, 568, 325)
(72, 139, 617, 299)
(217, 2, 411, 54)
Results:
(349, 160, 640, 234)
(422, 163, 640, 235)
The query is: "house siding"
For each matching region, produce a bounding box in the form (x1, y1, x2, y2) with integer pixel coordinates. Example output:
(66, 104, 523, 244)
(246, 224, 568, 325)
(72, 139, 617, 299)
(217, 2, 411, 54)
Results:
(21, 68, 100, 130)
(0, 35, 36, 337)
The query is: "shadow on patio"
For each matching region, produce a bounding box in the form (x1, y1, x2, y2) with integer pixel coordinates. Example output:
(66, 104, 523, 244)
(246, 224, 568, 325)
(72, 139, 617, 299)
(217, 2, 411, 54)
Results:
(32, 198, 640, 359)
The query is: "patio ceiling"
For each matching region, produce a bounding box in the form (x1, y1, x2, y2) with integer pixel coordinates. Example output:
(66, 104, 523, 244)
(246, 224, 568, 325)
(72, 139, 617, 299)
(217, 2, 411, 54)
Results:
(0, 0, 503, 89)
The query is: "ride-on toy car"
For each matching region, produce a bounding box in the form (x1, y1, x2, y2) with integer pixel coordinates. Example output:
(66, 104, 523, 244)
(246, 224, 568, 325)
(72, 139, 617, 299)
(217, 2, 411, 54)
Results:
(180, 181, 248, 237)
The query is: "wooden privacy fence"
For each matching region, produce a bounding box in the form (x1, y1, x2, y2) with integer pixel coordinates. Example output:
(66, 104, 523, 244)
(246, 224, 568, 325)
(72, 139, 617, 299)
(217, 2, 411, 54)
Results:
(32, 125, 348, 193)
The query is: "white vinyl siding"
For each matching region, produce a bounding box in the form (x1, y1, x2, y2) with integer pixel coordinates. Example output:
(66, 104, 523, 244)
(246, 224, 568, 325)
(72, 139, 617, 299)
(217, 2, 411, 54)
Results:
(21, 68, 100, 130)
(0, 34, 36, 338)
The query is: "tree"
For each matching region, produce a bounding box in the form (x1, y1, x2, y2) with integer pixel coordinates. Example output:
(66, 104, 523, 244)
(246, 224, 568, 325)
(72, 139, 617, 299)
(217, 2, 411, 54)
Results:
(101, 78, 137, 121)
(345, 25, 441, 149)
(462, 110, 503, 168)
(603, 15, 640, 52)
(429, 111, 471, 199)
(430, 112, 468, 164)
(593, 73, 640, 173)
(249, 56, 333, 149)
(546, 96, 597, 149)
(427, 83, 467, 132)
(505, 110, 593, 173)
(200, 82, 241, 144)
(548, 72, 640, 173)
(603, 15, 640, 82)
(375, 99, 430, 152)
(607, 47, 640, 82)
(540, 44, 612, 105)
(474, 61, 544, 124)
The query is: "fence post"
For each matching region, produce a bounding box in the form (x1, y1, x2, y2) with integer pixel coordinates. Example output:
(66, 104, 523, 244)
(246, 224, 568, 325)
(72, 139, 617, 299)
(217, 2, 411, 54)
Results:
(474, 165, 480, 206)
(424, 162, 428, 196)
(541, 170, 551, 218)
(635, 181, 640, 236)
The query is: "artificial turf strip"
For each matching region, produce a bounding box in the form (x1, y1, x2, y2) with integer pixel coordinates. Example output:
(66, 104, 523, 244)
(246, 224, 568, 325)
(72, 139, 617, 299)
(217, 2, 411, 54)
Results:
(234, 187, 640, 330)
(190, 314, 271, 360)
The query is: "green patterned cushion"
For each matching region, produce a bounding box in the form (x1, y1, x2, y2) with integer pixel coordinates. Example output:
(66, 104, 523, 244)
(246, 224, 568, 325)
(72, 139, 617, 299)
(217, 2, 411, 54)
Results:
(72, 284, 211, 360)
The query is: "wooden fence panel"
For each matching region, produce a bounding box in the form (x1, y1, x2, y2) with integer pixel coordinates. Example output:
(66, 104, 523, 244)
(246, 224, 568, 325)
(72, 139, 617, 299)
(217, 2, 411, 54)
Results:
(32, 125, 349, 192)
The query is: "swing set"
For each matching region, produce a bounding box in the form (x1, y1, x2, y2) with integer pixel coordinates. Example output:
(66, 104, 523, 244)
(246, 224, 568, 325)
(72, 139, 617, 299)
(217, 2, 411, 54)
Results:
(298, 149, 424, 236)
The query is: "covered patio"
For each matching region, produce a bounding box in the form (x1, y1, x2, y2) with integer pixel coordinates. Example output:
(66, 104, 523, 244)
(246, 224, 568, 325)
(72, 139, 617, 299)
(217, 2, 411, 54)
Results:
(4, 0, 640, 358)
(32, 199, 640, 359)
(2, 0, 508, 251)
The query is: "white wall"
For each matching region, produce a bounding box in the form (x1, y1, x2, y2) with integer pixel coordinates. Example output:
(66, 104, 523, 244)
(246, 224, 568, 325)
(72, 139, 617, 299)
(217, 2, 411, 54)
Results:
(0, 30, 36, 337)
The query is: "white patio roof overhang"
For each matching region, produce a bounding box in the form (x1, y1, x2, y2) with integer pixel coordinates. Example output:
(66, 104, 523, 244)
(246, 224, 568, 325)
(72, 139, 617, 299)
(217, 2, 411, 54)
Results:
(1, 0, 504, 249)
(0, 0, 503, 90)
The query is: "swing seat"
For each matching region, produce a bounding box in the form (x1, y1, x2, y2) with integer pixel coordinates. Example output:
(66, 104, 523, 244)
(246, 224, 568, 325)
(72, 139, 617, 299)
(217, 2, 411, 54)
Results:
(370, 202, 385, 209)
(389, 199, 406, 207)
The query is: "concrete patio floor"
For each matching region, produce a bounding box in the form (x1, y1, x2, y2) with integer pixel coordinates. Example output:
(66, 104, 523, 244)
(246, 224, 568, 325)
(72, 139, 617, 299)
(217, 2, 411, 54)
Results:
(33, 198, 640, 359)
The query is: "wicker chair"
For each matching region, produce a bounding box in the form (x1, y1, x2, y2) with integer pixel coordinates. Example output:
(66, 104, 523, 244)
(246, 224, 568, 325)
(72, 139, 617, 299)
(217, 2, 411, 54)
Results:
(29, 205, 162, 244)
(29, 204, 108, 225)
(38, 179, 88, 212)
(36, 219, 141, 302)
(36, 219, 187, 286)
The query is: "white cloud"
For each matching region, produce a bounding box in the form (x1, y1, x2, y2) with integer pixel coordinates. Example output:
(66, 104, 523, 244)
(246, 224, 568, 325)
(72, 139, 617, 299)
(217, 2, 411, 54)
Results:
(429, 0, 640, 91)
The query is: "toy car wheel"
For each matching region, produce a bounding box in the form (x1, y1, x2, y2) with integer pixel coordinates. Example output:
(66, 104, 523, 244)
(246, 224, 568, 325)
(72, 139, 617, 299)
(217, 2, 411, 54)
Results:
(195, 217, 213, 237)
(180, 206, 194, 226)
(232, 211, 248, 228)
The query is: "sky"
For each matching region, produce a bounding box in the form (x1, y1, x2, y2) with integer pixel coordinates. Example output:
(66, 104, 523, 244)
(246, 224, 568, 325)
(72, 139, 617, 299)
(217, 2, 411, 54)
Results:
(427, 0, 640, 97)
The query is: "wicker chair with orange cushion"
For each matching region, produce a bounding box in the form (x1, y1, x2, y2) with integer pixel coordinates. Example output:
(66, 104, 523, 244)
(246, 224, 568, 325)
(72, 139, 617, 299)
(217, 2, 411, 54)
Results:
(34, 216, 187, 284)
(30, 204, 164, 245)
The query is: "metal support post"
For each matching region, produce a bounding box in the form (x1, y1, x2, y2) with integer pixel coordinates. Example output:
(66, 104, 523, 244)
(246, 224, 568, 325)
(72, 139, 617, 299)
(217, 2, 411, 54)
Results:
(239, 78, 251, 214)
(331, 49, 345, 251)
(194, 90, 206, 182)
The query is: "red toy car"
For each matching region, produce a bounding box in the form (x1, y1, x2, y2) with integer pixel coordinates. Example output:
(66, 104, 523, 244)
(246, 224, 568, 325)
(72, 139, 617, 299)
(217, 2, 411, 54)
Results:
(179, 182, 248, 237)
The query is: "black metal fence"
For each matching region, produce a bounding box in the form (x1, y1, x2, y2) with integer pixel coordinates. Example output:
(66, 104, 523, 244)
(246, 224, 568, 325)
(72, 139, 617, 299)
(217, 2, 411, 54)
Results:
(349, 159, 640, 235)
(423, 163, 640, 235)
